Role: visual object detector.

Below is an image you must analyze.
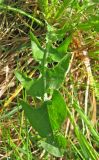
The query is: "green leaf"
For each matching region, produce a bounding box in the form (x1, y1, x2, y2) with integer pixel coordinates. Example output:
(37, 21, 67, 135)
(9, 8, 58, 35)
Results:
(15, 54, 71, 97)
(53, 132, 67, 148)
(56, 23, 72, 38)
(75, 129, 98, 160)
(56, 35, 72, 55)
(48, 46, 61, 62)
(0, 0, 4, 4)
(40, 90, 67, 157)
(20, 90, 67, 157)
(20, 100, 53, 138)
(48, 35, 72, 62)
(46, 24, 72, 62)
(51, 0, 58, 5)
(40, 141, 64, 157)
(46, 24, 72, 44)
(30, 32, 44, 61)
(20, 90, 67, 135)
(46, 53, 71, 89)
(78, 15, 99, 32)
(40, 132, 67, 157)
(15, 71, 32, 87)
(15, 71, 44, 97)
(30, 31, 41, 47)
(55, 0, 73, 19)
(46, 24, 58, 43)
(31, 41, 44, 61)
(48, 90, 67, 131)
(46, 66, 64, 89)
(26, 77, 44, 97)
(38, 0, 48, 15)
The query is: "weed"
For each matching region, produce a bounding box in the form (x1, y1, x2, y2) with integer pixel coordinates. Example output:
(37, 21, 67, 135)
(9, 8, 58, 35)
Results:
(0, 0, 99, 159)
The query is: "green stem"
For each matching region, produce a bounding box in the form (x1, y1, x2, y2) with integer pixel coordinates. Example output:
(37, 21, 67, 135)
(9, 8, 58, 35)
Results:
(0, 4, 44, 26)
(41, 43, 49, 101)
(42, 51, 48, 101)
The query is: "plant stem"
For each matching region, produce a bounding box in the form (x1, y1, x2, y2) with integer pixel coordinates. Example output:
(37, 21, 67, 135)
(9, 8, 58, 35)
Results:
(0, 4, 44, 26)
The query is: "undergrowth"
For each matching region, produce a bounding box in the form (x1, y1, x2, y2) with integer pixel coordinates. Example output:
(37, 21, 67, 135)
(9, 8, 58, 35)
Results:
(0, 0, 99, 159)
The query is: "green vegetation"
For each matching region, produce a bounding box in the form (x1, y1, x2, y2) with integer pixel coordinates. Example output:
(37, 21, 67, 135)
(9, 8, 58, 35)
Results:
(0, 0, 99, 159)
